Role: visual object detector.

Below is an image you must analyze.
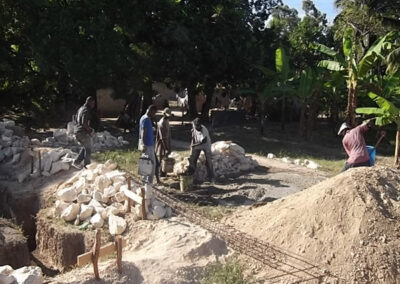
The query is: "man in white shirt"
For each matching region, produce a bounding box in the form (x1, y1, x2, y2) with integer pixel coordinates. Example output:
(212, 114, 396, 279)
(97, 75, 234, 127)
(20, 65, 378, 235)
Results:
(189, 118, 214, 182)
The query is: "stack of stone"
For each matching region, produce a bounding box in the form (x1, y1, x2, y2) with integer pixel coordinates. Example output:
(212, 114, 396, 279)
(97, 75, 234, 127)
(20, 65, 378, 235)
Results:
(0, 119, 30, 165)
(41, 127, 129, 150)
(173, 141, 258, 181)
(55, 160, 172, 236)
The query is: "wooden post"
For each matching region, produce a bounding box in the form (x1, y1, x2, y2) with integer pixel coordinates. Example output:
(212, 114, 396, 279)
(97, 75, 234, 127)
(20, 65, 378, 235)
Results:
(92, 229, 101, 279)
(141, 187, 146, 220)
(38, 151, 41, 173)
(115, 235, 122, 274)
(126, 176, 132, 213)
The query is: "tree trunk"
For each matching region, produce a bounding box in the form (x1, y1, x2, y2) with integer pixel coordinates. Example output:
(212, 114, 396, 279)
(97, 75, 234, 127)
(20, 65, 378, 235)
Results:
(394, 130, 400, 167)
(345, 76, 357, 127)
(299, 103, 307, 137)
(200, 82, 215, 122)
(306, 89, 320, 140)
(280, 97, 286, 131)
(260, 99, 265, 135)
(187, 84, 197, 119)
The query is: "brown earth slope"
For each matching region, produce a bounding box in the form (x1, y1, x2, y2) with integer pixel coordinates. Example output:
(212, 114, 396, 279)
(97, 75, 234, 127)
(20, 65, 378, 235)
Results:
(226, 166, 400, 283)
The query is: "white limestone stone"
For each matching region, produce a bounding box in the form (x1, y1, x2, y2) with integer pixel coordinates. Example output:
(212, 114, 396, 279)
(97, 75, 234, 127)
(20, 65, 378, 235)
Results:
(90, 213, 104, 228)
(57, 187, 77, 202)
(30, 139, 41, 146)
(103, 186, 117, 198)
(152, 205, 166, 219)
(306, 160, 320, 169)
(79, 204, 94, 220)
(11, 266, 43, 284)
(50, 161, 69, 175)
(112, 182, 123, 192)
(0, 265, 15, 284)
(55, 200, 70, 215)
(77, 194, 91, 203)
(108, 214, 127, 235)
(114, 191, 126, 203)
(61, 203, 80, 222)
(105, 159, 118, 170)
(94, 175, 112, 191)
(92, 191, 103, 202)
(165, 207, 173, 218)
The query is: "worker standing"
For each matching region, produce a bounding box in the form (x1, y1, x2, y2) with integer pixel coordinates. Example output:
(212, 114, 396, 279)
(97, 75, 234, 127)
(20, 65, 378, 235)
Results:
(189, 118, 215, 182)
(139, 105, 158, 183)
(155, 108, 172, 177)
(72, 96, 96, 169)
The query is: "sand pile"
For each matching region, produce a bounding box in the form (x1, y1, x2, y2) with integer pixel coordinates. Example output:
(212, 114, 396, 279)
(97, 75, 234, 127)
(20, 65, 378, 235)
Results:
(48, 217, 230, 284)
(226, 166, 400, 283)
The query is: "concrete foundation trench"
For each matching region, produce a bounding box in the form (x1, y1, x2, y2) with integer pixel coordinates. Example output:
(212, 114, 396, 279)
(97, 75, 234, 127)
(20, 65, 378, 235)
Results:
(0, 176, 98, 275)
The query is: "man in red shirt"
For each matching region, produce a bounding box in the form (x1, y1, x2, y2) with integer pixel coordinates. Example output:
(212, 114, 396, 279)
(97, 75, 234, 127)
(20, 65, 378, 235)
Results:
(338, 121, 373, 171)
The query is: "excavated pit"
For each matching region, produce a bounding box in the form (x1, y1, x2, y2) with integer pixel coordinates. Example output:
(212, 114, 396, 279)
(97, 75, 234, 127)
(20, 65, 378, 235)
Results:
(35, 209, 99, 271)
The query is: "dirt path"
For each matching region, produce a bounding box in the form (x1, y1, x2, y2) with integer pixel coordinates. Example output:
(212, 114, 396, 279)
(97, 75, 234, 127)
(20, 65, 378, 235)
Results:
(166, 144, 328, 207)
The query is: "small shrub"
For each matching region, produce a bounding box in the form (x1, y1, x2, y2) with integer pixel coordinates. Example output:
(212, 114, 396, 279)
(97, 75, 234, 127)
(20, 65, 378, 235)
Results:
(201, 259, 247, 284)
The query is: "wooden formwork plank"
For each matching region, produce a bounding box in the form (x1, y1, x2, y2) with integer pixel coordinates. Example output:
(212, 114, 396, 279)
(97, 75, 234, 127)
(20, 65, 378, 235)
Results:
(122, 187, 143, 205)
(77, 238, 127, 267)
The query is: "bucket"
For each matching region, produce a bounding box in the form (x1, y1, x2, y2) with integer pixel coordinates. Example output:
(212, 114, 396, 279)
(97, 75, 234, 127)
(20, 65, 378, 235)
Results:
(366, 145, 376, 166)
(179, 175, 193, 192)
(161, 157, 175, 173)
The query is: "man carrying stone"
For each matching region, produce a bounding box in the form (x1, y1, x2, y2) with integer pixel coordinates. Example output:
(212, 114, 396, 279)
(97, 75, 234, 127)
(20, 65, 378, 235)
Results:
(139, 105, 158, 183)
(189, 118, 215, 182)
(72, 96, 96, 169)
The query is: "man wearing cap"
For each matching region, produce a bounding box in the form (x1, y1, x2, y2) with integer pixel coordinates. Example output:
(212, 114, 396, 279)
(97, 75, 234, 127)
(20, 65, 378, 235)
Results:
(338, 120, 373, 171)
(139, 105, 157, 183)
(189, 118, 215, 182)
(72, 96, 96, 169)
(156, 108, 172, 177)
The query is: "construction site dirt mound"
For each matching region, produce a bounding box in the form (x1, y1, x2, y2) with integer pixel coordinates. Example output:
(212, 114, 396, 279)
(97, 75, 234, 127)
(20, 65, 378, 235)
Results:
(49, 217, 231, 284)
(226, 166, 400, 283)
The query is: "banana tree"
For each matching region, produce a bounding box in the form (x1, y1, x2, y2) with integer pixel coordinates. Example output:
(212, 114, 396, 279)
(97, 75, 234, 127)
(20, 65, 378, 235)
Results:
(356, 92, 400, 166)
(253, 47, 295, 133)
(317, 29, 397, 126)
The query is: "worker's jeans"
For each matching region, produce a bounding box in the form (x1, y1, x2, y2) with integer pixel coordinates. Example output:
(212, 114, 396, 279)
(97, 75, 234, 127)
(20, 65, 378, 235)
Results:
(189, 146, 214, 180)
(75, 132, 92, 166)
(143, 145, 156, 184)
(342, 160, 370, 172)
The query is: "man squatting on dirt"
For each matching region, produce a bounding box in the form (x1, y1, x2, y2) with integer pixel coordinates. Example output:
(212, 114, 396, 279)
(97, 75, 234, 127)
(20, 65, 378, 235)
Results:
(338, 119, 384, 171)
(139, 105, 158, 183)
(189, 118, 215, 182)
(73, 96, 96, 169)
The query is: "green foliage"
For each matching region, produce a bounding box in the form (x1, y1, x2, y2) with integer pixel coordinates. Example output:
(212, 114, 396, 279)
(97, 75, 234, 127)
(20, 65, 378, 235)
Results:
(201, 259, 247, 284)
(356, 92, 400, 127)
(92, 148, 141, 177)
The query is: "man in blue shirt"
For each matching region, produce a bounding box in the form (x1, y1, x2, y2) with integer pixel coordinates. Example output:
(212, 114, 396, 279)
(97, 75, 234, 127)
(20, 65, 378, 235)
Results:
(139, 105, 157, 183)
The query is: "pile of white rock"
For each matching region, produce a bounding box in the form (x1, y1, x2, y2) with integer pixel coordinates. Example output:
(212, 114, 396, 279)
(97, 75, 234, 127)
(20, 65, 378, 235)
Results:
(41, 123, 129, 151)
(267, 153, 320, 169)
(55, 160, 172, 236)
(0, 265, 43, 284)
(0, 119, 30, 164)
(173, 141, 258, 181)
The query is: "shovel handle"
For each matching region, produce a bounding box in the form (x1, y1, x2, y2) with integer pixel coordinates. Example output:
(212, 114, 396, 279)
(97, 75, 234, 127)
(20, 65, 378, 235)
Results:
(374, 131, 386, 149)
